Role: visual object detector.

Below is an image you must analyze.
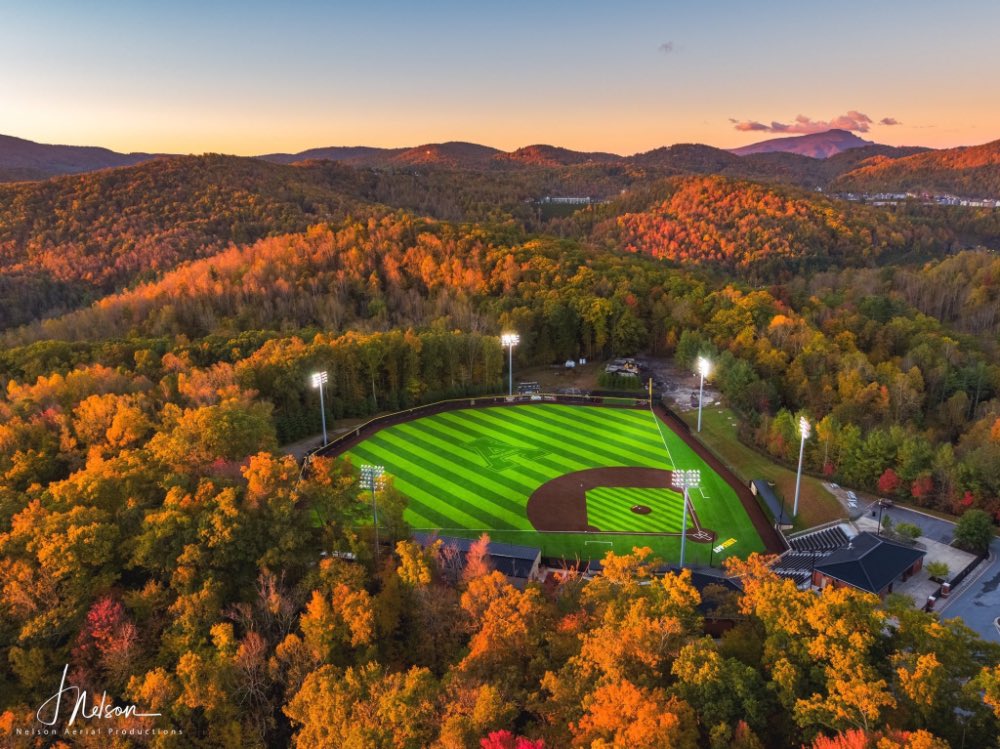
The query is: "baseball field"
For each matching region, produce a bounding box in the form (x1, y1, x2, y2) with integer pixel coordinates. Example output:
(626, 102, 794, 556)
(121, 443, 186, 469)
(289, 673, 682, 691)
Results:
(343, 403, 766, 565)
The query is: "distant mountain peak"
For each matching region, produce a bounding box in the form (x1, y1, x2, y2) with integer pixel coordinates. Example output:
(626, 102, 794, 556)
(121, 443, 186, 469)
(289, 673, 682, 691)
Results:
(730, 129, 876, 159)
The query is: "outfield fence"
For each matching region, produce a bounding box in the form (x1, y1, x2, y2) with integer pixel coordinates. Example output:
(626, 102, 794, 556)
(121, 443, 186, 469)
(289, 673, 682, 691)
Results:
(305, 390, 659, 465)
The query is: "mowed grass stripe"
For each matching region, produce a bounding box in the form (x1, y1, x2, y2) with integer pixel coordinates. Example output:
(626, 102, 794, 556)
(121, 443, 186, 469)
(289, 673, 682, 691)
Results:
(593, 505, 683, 531)
(348, 442, 501, 530)
(518, 406, 672, 467)
(550, 404, 666, 446)
(587, 506, 680, 534)
(470, 408, 654, 469)
(589, 498, 684, 527)
(531, 406, 672, 467)
(586, 487, 686, 533)
(387, 420, 539, 493)
(347, 444, 481, 530)
(368, 423, 546, 523)
(442, 407, 599, 463)
(374, 429, 531, 517)
(446, 408, 604, 475)
(492, 407, 658, 466)
(349, 440, 523, 529)
(589, 487, 685, 514)
(587, 502, 682, 530)
(442, 410, 599, 474)
(396, 419, 551, 489)
(434, 412, 594, 480)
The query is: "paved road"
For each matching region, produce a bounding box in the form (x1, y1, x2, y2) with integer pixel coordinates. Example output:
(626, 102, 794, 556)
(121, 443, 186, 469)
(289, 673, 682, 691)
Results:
(938, 540, 1000, 643)
(828, 484, 957, 544)
(867, 504, 956, 544)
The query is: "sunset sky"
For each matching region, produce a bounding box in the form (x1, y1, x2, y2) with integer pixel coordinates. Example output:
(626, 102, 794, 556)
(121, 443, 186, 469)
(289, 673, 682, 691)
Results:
(2, 0, 998, 155)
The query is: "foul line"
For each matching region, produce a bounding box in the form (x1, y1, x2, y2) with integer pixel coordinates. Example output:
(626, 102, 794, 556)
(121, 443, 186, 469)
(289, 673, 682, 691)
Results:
(649, 408, 677, 469)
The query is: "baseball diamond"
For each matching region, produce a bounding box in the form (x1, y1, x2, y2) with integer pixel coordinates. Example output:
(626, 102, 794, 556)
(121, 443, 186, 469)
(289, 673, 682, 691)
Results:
(342, 403, 769, 564)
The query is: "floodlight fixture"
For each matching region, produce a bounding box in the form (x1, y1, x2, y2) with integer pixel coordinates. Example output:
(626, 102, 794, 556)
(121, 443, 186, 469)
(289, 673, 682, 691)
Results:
(696, 357, 711, 432)
(311, 371, 329, 444)
(360, 464, 386, 561)
(501, 332, 520, 395)
(672, 468, 700, 568)
(671, 469, 701, 490)
(793, 417, 811, 516)
(360, 464, 385, 490)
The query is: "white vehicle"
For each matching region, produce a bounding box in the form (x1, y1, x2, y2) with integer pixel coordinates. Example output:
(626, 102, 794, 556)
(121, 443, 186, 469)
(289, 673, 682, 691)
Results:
(847, 491, 857, 500)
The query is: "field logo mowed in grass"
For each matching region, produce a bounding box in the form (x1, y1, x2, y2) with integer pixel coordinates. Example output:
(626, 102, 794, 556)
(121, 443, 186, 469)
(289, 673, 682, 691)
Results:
(469, 436, 550, 471)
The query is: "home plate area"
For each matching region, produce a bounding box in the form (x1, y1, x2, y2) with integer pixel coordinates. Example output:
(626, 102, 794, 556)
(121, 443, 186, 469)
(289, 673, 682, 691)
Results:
(526, 467, 717, 543)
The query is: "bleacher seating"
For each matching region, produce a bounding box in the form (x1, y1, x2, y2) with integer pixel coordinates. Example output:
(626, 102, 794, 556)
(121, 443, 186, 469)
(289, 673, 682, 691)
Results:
(788, 526, 850, 552)
(770, 550, 831, 586)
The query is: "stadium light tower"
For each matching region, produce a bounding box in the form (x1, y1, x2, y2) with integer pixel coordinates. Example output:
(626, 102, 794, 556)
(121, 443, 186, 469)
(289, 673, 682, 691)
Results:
(501, 332, 520, 396)
(696, 357, 711, 433)
(360, 464, 385, 562)
(311, 371, 329, 445)
(671, 469, 700, 568)
(792, 416, 810, 517)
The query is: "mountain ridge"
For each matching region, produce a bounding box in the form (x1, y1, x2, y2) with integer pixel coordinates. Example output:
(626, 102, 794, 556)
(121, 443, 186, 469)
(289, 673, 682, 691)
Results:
(833, 138, 1000, 197)
(729, 129, 876, 158)
(5, 131, 996, 197)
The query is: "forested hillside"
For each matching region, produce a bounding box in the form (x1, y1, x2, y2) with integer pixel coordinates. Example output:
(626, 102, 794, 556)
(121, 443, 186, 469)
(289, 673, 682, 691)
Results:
(0, 156, 372, 328)
(4, 147, 1000, 747)
(4, 154, 953, 330)
(3, 208, 1000, 515)
(834, 139, 1000, 196)
(582, 176, 953, 279)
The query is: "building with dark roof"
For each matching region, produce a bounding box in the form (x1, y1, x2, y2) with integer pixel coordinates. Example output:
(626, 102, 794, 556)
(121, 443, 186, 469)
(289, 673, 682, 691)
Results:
(412, 532, 541, 588)
(811, 531, 924, 598)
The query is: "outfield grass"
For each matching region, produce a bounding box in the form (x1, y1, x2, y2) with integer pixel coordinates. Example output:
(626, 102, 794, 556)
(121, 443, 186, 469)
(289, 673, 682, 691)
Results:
(678, 405, 842, 530)
(344, 404, 766, 565)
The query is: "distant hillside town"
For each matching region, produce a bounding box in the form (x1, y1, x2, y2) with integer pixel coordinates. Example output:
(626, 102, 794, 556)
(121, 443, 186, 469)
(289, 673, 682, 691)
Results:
(836, 191, 1000, 208)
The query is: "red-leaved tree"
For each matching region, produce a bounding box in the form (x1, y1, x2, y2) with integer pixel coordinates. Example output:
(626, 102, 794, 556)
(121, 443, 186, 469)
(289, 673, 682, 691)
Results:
(877, 468, 900, 496)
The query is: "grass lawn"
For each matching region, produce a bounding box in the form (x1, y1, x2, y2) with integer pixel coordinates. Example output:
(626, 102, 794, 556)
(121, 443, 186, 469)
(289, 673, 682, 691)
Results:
(586, 487, 685, 533)
(679, 405, 842, 530)
(343, 404, 766, 565)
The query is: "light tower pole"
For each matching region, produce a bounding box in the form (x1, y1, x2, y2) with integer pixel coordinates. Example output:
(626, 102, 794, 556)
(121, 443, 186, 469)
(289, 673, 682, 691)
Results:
(696, 357, 710, 433)
(672, 469, 700, 568)
(501, 333, 519, 396)
(792, 416, 810, 517)
(311, 371, 329, 445)
(360, 464, 385, 562)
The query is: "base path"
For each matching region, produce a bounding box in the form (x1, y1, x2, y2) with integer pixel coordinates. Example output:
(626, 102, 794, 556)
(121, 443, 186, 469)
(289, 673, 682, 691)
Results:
(527, 466, 716, 542)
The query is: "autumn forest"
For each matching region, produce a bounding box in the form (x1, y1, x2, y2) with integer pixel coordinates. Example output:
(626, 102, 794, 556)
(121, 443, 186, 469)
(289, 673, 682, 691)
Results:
(2, 144, 1000, 749)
